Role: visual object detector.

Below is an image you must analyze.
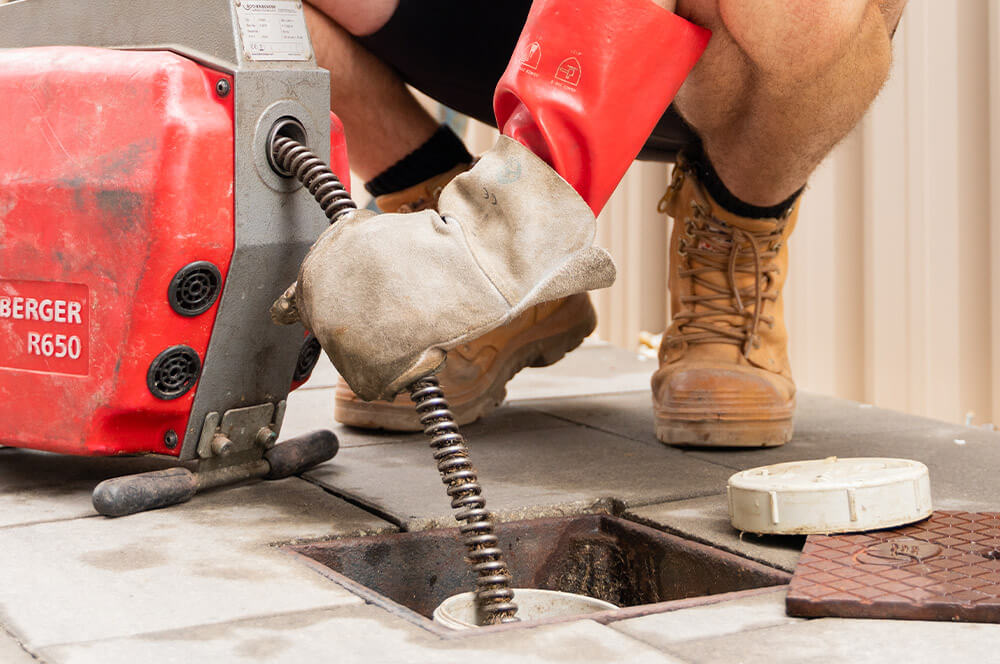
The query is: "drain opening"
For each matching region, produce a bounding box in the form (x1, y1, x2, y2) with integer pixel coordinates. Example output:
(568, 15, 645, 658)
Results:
(289, 514, 790, 626)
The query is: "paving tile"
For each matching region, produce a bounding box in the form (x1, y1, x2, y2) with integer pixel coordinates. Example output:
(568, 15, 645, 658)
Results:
(0, 478, 395, 649)
(526, 389, 1000, 511)
(686, 395, 1000, 511)
(611, 588, 800, 647)
(41, 605, 687, 664)
(792, 392, 952, 435)
(14, 342, 1000, 662)
(304, 422, 734, 531)
(665, 615, 1000, 664)
(281, 388, 568, 450)
(505, 341, 654, 401)
(279, 384, 341, 441)
(292, 339, 651, 405)
(522, 391, 662, 445)
(522, 390, 972, 448)
(626, 495, 803, 572)
(280, 386, 412, 448)
(280, 389, 564, 447)
(0, 447, 185, 528)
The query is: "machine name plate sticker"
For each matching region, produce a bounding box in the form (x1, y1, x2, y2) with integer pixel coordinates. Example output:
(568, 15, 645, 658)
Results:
(0, 280, 89, 375)
(236, 0, 312, 61)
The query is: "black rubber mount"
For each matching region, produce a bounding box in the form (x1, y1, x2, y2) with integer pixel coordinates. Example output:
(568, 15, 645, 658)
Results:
(147, 345, 202, 400)
(264, 429, 339, 480)
(293, 335, 322, 382)
(92, 467, 198, 517)
(168, 261, 222, 316)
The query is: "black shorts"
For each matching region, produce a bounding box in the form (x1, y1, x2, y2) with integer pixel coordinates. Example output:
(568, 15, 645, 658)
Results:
(357, 0, 694, 161)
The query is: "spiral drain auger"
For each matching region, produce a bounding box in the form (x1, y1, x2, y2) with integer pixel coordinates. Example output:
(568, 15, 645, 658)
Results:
(272, 135, 519, 626)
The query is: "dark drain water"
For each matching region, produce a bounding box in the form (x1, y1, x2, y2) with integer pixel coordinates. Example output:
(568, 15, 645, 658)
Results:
(289, 515, 789, 623)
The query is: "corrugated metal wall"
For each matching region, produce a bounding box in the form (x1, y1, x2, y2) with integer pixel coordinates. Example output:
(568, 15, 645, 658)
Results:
(462, 0, 1000, 427)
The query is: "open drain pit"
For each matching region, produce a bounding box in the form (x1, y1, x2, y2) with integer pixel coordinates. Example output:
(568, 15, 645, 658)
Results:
(289, 515, 790, 628)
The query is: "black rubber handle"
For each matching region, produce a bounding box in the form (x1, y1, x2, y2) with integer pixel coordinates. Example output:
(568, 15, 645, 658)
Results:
(264, 429, 339, 479)
(92, 467, 198, 517)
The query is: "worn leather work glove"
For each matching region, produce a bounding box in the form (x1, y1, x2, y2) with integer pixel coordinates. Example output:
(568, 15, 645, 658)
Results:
(271, 136, 615, 401)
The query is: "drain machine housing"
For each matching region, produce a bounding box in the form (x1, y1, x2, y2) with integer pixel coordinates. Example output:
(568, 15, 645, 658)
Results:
(0, 0, 349, 511)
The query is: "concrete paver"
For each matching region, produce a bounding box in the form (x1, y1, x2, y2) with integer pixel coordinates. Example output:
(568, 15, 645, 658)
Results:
(625, 495, 803, 572)
(280, 385, 416, 448)
(687, 397, 1000, 511)
(505, 341, 654, 401)
(610, 589, 800, 648)
(41, 605, 687, 664)
(5, 343, 1000, 662)
(0, 478, 395, 649)
(0, 447, 181, 528)
(522, 391, 664, 445)
(664, 614, 1000, 664)
(281, 388, 570, 449)
(293, 340, 652, 403)
(304, 423, 734, 531)
(523, 389, 1000, 510)
(277, 385, 345, 443)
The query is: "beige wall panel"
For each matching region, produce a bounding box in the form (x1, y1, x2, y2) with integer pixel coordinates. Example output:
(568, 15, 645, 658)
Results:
(990, 1, 1000, 428)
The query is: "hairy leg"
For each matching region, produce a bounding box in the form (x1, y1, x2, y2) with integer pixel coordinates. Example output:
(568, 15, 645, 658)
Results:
(303, 1, 438, 179)
(674, 0, 907, 206)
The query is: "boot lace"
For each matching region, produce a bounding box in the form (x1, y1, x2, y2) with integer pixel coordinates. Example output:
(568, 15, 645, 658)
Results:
(663, 168, 787, 358)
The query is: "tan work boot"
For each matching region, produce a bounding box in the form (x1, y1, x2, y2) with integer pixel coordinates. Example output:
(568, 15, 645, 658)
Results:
(334, 164, 597, 431)
(652, 157, 799, 447)
(373, 163, 472, 213)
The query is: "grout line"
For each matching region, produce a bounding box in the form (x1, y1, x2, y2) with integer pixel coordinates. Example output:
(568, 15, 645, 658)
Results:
(622, 506, 800, 574)
(0, 513, 101, 531)
(517, 408, 656, 444)
(621, 488, 727, 512)
(35, 605, 358, 651)
(602, 622, 702, 663)
(337, 437, 422, 449)
(299, 475, 406, 530)
(507, 388, 651, 404)
(651, 618, 810, 657)
(518, 407, 726, 464)
(579, 619, 702, 662)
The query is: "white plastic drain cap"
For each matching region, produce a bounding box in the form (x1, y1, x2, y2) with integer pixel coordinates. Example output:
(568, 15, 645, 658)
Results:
(727, 457, 932, 535)
(433, 589, 617, 630)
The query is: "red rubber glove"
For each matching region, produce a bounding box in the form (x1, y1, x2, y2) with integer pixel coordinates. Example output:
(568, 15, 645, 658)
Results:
(494, 0, 710, 214)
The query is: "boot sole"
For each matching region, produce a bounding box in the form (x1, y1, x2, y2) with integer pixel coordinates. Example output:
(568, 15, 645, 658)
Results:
(655, 416, 793, 448)
(334, 296, 597, 432)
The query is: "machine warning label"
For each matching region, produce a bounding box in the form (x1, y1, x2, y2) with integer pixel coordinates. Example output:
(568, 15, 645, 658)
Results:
(0, 280, 89, 375)
(236, 0, 312, 62)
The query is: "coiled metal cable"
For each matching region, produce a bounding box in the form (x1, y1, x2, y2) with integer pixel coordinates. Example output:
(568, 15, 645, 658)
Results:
(271, 135, 518, 626)
(410, 376, 519, 625)
(272, 135, 357, 222)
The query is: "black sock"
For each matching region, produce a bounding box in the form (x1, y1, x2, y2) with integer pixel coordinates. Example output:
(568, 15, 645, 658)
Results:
(685, 139, 803, 219)
(364, 124, 473, 197)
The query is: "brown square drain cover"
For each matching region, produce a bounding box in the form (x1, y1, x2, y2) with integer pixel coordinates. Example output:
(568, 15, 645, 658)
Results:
(787, 511, 1000, 623)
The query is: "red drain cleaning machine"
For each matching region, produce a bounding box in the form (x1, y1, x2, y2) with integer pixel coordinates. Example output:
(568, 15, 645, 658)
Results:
(0, 0, 352, 515)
